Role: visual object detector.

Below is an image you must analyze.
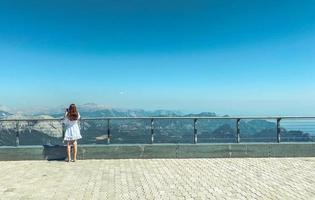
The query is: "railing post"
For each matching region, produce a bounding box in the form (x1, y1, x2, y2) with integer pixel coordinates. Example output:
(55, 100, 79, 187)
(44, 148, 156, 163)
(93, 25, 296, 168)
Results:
(150, 118, 154, 144)
(277, 118, 281, 143)
(80, 119, 84, 131)
(16, 121, 20, 146)
(236, 118, 241, 143)
(62, 123, 65, 140)
(107, 119, 111, 144)
(193, 119, 198, 144)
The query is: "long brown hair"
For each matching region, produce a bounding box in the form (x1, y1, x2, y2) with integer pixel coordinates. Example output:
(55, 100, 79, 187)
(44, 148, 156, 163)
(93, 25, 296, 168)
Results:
(67, 104, 79, 121)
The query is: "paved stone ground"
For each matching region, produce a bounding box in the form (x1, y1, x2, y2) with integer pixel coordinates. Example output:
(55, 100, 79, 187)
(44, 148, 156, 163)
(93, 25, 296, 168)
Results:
(0, 158, 315, 200)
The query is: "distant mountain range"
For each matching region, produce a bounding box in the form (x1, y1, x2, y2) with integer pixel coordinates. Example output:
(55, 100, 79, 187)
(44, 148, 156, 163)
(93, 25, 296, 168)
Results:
(0, 106, 224, 121)
(0, 103, 187, 118)
(36, 103, 215, 118)
(58, 108, 185, 118)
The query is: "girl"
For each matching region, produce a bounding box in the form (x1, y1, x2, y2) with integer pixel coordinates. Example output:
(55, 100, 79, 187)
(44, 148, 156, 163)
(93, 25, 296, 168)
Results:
(63, 104, 82, 162)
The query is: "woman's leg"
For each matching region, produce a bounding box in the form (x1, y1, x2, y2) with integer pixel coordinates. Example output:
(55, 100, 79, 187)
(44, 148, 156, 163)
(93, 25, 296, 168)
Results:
(67, 141, 71, 162)
(73, 140, 77, 161)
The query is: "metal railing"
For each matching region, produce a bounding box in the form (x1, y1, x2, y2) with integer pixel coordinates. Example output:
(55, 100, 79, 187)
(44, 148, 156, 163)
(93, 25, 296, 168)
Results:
(0, 116, 315, 146)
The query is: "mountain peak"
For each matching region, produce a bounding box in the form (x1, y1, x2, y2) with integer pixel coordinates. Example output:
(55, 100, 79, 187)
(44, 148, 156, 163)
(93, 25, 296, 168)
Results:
(185, 112, 217, 117)
(0, 110, 11, 118)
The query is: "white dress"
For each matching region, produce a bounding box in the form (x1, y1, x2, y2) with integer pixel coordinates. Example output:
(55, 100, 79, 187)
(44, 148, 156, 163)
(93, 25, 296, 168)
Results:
(63, 112, 82, 141)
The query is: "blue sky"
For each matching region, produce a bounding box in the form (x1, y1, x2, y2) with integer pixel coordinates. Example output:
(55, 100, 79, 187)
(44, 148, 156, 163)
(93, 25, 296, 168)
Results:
(0, 0, 315, 115)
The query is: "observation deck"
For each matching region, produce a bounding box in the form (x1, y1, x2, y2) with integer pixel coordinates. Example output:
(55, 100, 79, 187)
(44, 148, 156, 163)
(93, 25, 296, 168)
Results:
(1, 116, 315, 199)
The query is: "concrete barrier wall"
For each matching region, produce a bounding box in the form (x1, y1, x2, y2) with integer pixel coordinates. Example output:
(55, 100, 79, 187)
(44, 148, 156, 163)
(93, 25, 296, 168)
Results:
(0, 143, 315, 161)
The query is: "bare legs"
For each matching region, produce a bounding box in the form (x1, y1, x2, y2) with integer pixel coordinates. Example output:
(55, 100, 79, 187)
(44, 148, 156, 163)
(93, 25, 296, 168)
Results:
(66, 140, 78, 162)
(66, 141, 72, 162)
(73, 140, 77, 162)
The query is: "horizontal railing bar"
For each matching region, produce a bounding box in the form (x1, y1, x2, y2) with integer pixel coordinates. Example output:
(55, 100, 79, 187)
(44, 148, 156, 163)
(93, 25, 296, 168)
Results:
(1, 116, 315, 122)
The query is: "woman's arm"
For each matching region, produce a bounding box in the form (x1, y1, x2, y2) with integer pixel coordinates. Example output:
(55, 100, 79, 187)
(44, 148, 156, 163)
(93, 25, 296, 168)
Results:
(64, 111, 68, 118)
(62, 111, 68, 125)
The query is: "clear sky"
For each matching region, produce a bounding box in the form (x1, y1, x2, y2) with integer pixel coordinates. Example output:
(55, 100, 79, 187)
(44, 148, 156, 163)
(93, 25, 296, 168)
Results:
(0, 0, 315, 115)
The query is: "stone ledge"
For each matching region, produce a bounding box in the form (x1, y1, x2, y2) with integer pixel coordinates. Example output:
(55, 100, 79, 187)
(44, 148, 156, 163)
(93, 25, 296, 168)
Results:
(0, 143, 315, 161)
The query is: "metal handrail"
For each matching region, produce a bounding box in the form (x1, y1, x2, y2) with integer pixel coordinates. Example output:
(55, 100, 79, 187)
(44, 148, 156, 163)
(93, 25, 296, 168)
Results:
(1, 116, 315, 146)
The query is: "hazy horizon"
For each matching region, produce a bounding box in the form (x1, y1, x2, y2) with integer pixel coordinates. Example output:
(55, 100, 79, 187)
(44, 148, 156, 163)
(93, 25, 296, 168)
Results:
(1, 0, 315, 116)
(1, 101, 315, 117)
